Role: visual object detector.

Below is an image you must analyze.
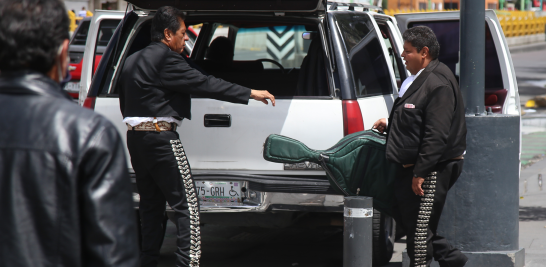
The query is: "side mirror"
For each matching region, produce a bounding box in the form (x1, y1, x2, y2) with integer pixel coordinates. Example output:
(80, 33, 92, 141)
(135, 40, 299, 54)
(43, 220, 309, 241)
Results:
(302, 31, 317, 40)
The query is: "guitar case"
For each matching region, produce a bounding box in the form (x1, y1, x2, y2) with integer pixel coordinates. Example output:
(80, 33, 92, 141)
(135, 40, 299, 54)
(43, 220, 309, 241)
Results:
(263, 130, 398, 216)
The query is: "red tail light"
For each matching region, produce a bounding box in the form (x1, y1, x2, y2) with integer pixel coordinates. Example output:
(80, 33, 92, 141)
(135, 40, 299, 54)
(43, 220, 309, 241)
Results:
(342, 100, 364, 136)
(83, 96, 96, 110)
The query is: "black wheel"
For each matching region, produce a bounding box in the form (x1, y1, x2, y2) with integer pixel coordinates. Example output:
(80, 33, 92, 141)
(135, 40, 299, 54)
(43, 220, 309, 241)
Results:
(135, 209, 169, 251)
(372, 209, 396, 266)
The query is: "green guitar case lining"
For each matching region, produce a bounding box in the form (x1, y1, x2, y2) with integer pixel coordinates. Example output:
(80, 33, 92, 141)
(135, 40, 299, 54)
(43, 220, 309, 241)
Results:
(263, 130, 398, 216)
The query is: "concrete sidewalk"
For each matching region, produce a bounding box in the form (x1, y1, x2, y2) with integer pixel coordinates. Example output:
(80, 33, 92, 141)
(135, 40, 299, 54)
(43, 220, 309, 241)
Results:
(519, 157, 546, 267)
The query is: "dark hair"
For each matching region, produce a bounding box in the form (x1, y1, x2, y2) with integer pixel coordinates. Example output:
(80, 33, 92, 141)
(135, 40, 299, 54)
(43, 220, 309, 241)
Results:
(206, 37, 234, 63)
(0, 0, 69, 73)
(402, 26, 440, 59)
(151, 6, 186, 42)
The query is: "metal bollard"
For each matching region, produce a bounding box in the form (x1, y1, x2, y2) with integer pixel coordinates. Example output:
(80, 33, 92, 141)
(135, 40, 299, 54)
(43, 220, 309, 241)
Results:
(343, 196, 373, 267)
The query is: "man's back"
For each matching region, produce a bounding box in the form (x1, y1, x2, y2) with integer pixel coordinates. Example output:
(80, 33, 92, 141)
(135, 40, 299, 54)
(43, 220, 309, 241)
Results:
(0, 72, 138, 267)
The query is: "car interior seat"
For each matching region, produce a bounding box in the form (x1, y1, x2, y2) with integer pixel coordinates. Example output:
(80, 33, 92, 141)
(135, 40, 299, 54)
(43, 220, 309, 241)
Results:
(296, 35, 329, 96)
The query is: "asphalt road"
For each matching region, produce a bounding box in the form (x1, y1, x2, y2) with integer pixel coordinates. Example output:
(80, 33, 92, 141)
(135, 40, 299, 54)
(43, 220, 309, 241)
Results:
(150, 44, 546, 267)
(513, 45, 546, 267)
(512, 46, 546, 107)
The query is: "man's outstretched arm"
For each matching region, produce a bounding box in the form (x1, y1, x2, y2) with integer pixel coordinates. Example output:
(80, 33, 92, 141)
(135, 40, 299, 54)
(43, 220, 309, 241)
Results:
(160, 54, 275, 106)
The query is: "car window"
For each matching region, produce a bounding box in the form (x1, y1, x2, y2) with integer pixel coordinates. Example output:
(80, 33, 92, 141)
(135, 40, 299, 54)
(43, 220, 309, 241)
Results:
(376, 21, 407, 87)
(334, 13, 373, 53)
(70, 20, 90, 46)
(96, 20, 119, 47)
(208, 24, 310, 69)
(92, 19, 121, 78)
(408, 21, 503, 89)
(117, 19, 329, 97)
(233, 25, 310, 69)
(333, 12, 393, 97)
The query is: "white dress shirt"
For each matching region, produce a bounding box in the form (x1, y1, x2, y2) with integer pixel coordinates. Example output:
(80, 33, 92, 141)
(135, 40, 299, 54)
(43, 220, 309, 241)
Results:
(123, 117, 182, 126)
(398, 68, 425, 98)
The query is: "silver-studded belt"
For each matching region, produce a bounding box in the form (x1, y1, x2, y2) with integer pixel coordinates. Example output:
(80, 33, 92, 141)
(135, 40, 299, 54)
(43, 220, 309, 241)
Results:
(127, 121, 177, 132)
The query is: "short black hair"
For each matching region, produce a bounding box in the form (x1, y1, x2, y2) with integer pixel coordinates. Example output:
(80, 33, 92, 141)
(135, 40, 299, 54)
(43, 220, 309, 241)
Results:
(151, 6, 186, 42)
(0, 0, 69, 73)
(402, 26, 440, 59)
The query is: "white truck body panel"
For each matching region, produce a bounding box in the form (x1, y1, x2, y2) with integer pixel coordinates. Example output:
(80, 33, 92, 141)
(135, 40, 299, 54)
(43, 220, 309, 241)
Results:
(176, 98, 344, 170)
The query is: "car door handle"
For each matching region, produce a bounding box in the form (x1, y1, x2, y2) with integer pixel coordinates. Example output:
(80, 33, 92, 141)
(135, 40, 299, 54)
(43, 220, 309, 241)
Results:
(204, 114, 231, 127)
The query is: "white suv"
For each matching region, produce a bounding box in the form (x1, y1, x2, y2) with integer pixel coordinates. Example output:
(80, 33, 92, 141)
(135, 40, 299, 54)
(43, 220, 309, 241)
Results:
(79, 1, 519, 265)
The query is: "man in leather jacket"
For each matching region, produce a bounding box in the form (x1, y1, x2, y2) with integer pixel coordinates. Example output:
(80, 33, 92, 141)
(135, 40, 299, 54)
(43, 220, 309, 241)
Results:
(373, 26, 468, 267)
(0, 0, 138, 266)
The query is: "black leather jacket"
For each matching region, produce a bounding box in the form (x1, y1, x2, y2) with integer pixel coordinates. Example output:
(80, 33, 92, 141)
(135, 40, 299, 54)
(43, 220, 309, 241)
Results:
(0, 72, 138, 266)
(119, 42, 251, 120)
(386, 59, 467, 177)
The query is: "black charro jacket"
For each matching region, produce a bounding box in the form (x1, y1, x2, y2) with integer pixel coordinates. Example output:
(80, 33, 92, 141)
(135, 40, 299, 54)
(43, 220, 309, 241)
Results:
(386, 59, 467, 178)
(0, 72, 138, 267)
(119, 42, 251, 119)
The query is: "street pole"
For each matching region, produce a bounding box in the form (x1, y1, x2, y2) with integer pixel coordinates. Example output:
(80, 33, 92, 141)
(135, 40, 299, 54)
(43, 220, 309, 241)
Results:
(343, 196, 372, 267)
(426, 1, 524, 266)
(460, 0, 485, 115)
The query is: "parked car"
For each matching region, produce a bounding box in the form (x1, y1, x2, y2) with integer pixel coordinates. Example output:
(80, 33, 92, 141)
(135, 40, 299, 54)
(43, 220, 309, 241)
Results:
(66, 12, 123, 101)
(79, 1, 520, 265)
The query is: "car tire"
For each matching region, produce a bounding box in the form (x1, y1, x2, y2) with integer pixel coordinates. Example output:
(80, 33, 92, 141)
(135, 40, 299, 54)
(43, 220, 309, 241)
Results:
(372, 209, 396, 266)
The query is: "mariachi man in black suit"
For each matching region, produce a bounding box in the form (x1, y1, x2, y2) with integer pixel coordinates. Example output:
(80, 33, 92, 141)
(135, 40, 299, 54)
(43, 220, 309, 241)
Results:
(373, 26, 468, 267)
(118, 6, 275, 267)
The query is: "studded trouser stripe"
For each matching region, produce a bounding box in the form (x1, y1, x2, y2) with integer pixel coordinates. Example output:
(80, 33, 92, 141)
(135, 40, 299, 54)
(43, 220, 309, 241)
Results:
(413, 171, 437, 267)
(170, 139, 201, 267)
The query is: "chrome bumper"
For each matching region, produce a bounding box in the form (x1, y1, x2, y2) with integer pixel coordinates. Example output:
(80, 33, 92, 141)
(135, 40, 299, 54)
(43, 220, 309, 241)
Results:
(133, 190, 345, 213)
(132, 172, 344, 213)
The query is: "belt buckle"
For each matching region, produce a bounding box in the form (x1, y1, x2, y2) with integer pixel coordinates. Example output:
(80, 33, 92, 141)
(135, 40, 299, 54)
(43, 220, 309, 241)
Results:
(153, 117, 161, 132)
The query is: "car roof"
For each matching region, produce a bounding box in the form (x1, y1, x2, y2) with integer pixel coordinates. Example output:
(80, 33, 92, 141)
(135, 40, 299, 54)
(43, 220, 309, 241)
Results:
(127, 0, 324, 13)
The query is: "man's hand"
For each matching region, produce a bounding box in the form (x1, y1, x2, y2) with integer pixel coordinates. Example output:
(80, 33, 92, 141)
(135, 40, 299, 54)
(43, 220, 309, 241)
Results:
(250, 89, 276, 106)
(412, 177, 425, 196)
(372, 118, 387, 133)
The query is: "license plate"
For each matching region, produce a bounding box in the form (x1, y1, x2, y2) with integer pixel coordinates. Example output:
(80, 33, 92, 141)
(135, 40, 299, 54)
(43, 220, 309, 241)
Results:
(65, 81, 80, 92)
(195, 181, 242, 204)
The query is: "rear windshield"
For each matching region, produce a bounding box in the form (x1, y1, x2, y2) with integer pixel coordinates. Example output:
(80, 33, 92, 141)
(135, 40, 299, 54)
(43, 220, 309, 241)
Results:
(408, 21, 503, 89)
(209, 25, 311, 69)
(70, 20, 90, 45)
(116, 19, 330, 97)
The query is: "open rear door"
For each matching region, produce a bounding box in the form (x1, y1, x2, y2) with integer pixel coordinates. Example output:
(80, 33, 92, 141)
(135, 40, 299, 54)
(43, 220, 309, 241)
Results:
(395, 10, 520, 115)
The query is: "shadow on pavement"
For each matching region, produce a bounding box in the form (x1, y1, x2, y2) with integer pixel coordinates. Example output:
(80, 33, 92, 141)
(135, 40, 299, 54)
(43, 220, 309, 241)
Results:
(519, 206, 546, 221)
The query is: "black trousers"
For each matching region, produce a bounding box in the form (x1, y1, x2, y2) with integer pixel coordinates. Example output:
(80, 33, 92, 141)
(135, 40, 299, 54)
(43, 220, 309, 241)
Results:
(392, 160, 468, 267)
(127, 130, 200, 267)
